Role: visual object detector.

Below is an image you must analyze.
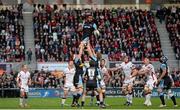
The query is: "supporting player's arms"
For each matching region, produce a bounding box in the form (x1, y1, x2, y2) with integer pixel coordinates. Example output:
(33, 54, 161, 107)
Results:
(138, 68, 149, 75)
(28, 77, 31, 86)
(108, 66, 122, 72)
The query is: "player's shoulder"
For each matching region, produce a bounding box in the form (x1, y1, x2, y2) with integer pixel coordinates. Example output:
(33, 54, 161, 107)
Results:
(120, 62, 125, 66)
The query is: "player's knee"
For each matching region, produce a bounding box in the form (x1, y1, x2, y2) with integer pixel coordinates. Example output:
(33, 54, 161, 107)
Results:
(144, 86, 151, 94)
(157, 88, 163, 94)
(127, 85, 132, 91)
(168, 90, 174, 97)
(122, 86, 128, 95)
(102, 89, 106, 93)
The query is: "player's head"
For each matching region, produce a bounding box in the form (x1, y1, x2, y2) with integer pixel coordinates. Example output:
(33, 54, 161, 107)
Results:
(159, 55, 168, 64)
(123, 56, 129, 63)
(100, 59, 106, 67)
(86, 12, 93, 22)
(68, 60, 74, 68)
(143, 57, 150, 65)
(21, 64, 28, 72)
(89, 60, 96, 68)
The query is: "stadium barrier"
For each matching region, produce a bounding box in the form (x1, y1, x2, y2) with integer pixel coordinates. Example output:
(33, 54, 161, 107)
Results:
(0, 87, 180, 98)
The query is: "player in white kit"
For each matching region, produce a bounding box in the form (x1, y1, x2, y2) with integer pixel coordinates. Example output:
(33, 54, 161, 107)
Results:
(61, 60, 77, 107)
(110, 56, 137, 106)
(137, 57, 157, 106)
(16, 64, 31, 108)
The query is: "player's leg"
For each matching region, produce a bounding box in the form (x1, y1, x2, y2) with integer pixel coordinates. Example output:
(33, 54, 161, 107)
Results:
(127, 84, 133, 106)
(144, 84, 152, 106)
(70, 86, 78, 107)
(102, 88, 106, 105)
(24, 92, 28, 107)
(90, 90, 95, 105)
(19, 88, 25, 107)
(75, 76, 84, 105)
(97, 87, 105, 108)
(122, 84, 129, 105)
(74, 87, 83, 106)
(100, 80, 106, 105)
(157, 80, 166, 107)
(81, 88, 87, 107)
(94, 90, 100, 105)
(23, 86, 29, 107)
(61, 87, 69, 106)
(165, 79, 178, 107)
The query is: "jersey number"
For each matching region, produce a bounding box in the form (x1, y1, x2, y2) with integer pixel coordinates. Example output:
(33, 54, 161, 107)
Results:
(88, 69, 95, 80)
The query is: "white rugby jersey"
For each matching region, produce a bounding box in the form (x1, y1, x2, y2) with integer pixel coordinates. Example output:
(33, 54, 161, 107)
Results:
(100, 66, 108, 76)
(63, 67, 75, 84)
(142, 64, 156, 80)
(17, 71, 31, 86)
(119, 62, 134, 78)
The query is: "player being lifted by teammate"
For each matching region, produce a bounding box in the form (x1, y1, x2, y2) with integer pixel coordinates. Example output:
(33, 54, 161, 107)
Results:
(135, 57, 157, 106)
(16, 64, 31, 108)
(80, 11, 99, 46)
(157, 56, 178, 107)
(109, 56, 138, 106)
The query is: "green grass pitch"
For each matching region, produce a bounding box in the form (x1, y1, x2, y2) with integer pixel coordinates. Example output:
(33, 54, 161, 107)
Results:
(0, 97, 179, 109)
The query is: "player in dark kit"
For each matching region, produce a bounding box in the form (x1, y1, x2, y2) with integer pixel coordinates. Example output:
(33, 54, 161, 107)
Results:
(157, 56, 178, 107)
(81, 60, 105, 108)
(79, 11, 99, 46)
(71, 43, 84, 107)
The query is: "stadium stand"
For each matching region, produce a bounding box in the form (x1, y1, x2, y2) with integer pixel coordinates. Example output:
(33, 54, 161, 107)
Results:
(33, 5, 163, 62)
(164, 6, 180, 60)
(0, 4, 25, 62)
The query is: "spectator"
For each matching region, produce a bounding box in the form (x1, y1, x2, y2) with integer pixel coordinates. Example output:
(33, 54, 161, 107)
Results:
(26, 48, 33, 64)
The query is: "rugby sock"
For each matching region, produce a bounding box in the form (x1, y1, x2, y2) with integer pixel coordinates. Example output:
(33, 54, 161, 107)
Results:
(126, 94, 129, 102)
(72, 95, 77, 104)
(24, 99, 28, 105)
(81, 101, 85, 107)
(100, 101, 104, 105)
(61, 98, 66, 105)
(147, 94, 152, 105)
(76, 93, 82, 103)
(90, 93, 94, 104)
(103, 93, 106, 103)
(128, 93, 133, 103)
(19, 98, 23, 105)
(170, 96, 177, 105)
(160, 93, 165, 105)
(96, 95, 100, 104)
(144, 95, 148, 105)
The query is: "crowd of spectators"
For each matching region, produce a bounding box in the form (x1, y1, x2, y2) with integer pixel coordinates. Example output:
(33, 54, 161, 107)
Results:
(0, 4, 25, 62)
(157, 6, 180, 60)
(33, 5, 163, 62)
(165, 6, 180, 60)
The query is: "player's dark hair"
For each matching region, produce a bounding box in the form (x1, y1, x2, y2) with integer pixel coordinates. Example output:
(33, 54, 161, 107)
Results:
(89, 60, 96, 67)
